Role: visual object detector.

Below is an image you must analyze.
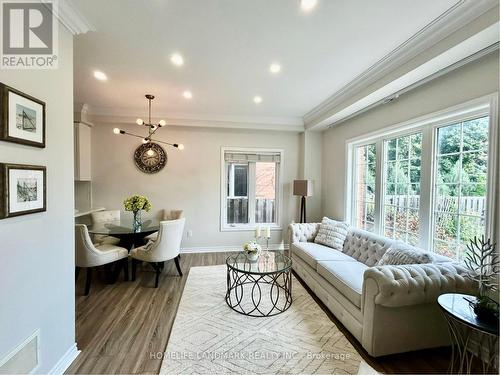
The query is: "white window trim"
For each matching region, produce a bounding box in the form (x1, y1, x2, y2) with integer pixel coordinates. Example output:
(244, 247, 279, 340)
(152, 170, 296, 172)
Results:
(345, 93, 498, 250)
(220, 147, 284, 232)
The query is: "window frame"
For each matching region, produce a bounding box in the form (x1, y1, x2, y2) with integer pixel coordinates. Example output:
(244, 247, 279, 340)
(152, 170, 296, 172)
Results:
(220, 147, 284, 232)
(345, 94, 498, 252)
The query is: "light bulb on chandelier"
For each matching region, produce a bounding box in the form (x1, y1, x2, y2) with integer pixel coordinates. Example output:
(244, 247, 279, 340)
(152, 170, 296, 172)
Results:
(136, 118, 144, 126)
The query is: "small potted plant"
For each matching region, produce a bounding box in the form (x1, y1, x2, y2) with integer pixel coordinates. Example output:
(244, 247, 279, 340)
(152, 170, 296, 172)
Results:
(463, 235, 499, 323)
(243, 240, 262, 262)
(123, 194, 152, 232)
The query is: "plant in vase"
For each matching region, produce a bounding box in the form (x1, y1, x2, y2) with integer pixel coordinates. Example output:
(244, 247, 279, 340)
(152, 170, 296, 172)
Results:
(463, 235, 499, 323)
(243, 240, 262, 262)
(123, 194, 152, 232)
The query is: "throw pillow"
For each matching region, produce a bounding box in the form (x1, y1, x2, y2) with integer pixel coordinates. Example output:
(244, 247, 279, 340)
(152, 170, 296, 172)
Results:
(314, 217, 349, 251)
(378, 243, 433, 266)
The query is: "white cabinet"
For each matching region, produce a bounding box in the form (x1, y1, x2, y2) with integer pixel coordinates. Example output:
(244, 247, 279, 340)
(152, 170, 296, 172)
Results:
(74, 122, 92, 181)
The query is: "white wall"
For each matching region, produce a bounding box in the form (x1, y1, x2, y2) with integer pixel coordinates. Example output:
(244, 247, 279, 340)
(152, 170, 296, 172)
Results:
(0, 28, 75, 373)
(91, 123, 301, 249)
(322, 52, 499, 241)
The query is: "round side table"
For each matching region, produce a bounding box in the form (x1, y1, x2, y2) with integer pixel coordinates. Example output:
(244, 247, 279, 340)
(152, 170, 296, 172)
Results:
(438, 293, 499, 374)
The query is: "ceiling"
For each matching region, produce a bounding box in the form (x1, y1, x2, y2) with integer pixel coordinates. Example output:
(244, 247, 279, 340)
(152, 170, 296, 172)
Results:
(73, 0, 460, 127)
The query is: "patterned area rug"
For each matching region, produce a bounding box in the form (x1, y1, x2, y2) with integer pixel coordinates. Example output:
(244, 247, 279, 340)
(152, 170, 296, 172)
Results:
(160, 265, 378, 375)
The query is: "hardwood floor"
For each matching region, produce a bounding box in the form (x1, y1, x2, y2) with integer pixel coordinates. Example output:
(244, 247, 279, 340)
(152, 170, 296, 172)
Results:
(68, 252, 456, 374)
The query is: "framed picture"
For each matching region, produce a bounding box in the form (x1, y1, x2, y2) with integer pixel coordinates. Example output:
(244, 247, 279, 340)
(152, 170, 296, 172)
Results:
(0, 164, 46, 219)
(0, 83, 46, 148)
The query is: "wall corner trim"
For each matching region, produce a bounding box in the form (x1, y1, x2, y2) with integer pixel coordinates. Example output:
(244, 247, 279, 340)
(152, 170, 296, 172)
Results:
(57, 0, 94, 35)
(47, 343, 80, 375)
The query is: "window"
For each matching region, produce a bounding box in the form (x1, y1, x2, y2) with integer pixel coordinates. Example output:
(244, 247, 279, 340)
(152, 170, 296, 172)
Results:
(383, 133, 422, 245)
(222, 148, 282, 230)
(353, 144, 376, 232)
(347, 98, 496, 259)
(433, 117, 489, 259)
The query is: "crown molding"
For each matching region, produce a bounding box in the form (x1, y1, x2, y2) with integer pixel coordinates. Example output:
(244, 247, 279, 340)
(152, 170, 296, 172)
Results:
(85, 106, 305, 132)
(303, 0, 498, 128)
(56, 0, 94, 35)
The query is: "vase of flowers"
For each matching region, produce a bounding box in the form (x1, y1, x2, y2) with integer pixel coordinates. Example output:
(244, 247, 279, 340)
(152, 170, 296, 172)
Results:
(123, 195, 152, 232)
(243, 240, 262, 262)
(463, 235, 499, 323)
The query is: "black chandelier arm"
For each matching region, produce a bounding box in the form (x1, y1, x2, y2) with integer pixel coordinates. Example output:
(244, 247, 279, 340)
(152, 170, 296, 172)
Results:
(117, 129, 180, 149)
(154, 139, 182, 148)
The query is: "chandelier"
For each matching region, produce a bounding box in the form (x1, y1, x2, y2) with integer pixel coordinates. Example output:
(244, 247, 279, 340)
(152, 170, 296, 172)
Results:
(113, 94, 184, 155)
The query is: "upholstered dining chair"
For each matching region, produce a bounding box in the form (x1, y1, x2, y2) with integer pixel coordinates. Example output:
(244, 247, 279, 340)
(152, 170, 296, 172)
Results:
(75, 224, 129, 295)
(144, 209, 184, 242)
(131, 218, 185, 288)
(90, 210, 121, 246)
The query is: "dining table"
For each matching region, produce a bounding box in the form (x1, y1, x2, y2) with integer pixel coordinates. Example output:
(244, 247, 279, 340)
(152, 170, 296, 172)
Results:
(87, 217, 160, 251)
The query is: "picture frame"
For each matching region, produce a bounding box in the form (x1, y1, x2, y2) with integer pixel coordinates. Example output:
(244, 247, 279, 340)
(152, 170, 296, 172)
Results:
(0, 163, 47, 219)
(0, 83, 46, 148)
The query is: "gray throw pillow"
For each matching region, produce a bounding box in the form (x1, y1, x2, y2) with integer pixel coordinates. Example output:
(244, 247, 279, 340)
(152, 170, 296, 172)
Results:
(378, 243, 433, 266)
(314, 217, 349, 251)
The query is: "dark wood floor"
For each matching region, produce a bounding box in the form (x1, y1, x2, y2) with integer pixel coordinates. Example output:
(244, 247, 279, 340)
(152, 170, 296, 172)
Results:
(67, 252, 455, 374)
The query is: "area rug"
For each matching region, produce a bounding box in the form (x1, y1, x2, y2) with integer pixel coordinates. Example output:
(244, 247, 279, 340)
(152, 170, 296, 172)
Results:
(160, 265, 378, 375)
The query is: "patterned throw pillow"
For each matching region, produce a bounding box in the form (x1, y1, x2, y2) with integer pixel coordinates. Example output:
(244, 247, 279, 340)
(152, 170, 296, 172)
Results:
(314, 217, 349, 251)
(378, 243, 433, 266)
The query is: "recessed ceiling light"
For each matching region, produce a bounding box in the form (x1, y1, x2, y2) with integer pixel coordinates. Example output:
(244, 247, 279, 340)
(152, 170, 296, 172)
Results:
(183, 90, 193, 99)
(270, 63, 281, 74)
(300, 0, 317, 12)
(93, 70, 107, 81)
(170, 53, 184, 66)
(253, 96, 262, 104)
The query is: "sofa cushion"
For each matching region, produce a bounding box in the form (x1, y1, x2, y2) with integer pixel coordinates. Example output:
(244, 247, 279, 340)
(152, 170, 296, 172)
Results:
(317, 260, 368, 308)
(292, 242, 355, 269)
(343, 228, 394, 266)
(378, 243, 433, 266)
(314, 217, 349, 251)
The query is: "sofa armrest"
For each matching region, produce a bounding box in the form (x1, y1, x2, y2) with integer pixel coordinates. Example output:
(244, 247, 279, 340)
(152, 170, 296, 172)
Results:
(362, 262, 476, 308)
(288, 223, 320, 245)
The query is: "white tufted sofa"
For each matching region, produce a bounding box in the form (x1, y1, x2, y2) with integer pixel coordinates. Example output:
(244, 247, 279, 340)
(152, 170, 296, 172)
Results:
(289, 222, 475, 357)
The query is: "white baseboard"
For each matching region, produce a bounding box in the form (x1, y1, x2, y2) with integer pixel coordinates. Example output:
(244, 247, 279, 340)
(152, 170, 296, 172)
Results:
(181, 243, 289, 254)
(48, 343, 80, 375)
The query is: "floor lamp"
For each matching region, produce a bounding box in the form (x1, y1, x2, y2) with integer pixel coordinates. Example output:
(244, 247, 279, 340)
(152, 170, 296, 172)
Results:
(293, 180, 313, 223)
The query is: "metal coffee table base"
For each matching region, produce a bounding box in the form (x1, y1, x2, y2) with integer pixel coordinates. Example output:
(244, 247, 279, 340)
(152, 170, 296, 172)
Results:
(225, 267, 292, 317)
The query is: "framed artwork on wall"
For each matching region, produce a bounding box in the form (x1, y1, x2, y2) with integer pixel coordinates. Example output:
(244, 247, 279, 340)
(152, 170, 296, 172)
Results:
(0, 83, 46, 148)
(0, 163, 47, 219)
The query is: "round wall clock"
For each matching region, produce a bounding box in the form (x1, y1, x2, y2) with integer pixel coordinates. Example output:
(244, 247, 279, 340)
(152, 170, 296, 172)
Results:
(134, 142, 167, 174)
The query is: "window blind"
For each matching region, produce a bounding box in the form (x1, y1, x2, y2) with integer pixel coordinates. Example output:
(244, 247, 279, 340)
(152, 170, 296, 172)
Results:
(224, 152, 281, 163)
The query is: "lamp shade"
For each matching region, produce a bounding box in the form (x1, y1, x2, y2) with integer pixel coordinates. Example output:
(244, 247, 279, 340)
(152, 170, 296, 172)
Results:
(293, 180, 313, 197)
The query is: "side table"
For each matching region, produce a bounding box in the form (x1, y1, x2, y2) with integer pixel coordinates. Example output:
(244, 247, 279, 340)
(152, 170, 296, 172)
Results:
(438, 293, 499, 374)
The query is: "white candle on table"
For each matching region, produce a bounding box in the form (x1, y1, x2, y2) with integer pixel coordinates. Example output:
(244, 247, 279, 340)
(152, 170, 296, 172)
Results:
(265, 226, 271, 239)
(255, 226, 261, 238)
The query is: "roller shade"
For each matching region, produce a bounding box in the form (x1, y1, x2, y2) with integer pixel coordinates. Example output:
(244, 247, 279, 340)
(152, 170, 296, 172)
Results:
(224, 152, 281, 163)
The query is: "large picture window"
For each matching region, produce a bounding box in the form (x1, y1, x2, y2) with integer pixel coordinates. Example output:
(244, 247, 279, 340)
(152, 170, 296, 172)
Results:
(222, 148, 282, 230)
(347, 98, 496, 259)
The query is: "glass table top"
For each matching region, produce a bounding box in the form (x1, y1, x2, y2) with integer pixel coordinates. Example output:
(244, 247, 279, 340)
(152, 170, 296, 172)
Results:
(438, 293, 499, 336)
(226, 251, 292, 274)
(87, 218, 160, 235)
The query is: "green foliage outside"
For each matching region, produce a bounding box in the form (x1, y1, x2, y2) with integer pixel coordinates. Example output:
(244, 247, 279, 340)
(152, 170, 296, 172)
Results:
(358, 116, 489, 259)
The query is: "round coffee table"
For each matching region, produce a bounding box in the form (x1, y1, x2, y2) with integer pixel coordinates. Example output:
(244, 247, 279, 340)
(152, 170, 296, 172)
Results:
(225, 251, 292, 317)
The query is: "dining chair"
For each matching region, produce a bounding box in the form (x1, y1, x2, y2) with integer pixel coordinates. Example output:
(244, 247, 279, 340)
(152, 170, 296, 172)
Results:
(144, 209, 184, 242)
(90, 210, 121, 246)
(75, 224, 129, 295)
(131, 218, 185, 288)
